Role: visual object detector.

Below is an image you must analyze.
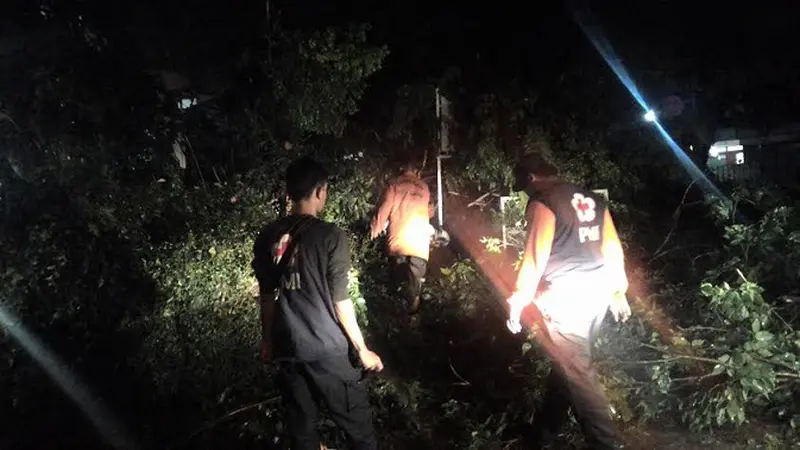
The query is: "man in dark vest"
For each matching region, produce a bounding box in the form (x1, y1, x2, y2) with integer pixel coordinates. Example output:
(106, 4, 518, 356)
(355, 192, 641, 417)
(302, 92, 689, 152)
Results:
(505, 153, 631, 449)
(253, 156, 383, 450)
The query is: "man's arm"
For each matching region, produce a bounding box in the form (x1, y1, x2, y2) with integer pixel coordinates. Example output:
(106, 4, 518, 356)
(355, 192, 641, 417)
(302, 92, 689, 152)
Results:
(601, 209, 632, 322)
(513, 201, 556, 301)
(601, 209, 628, 295)
(328, 229, 383, 370)
(369, 184, 395, 239)
(506, 201, 556, 333)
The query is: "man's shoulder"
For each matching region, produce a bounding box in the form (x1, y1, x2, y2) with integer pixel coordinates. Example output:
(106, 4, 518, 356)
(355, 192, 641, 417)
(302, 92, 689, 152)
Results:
(256, 216, 343, 238)
(289, 217, 347, 247)
(394, 174, 429, 193)
(315, 220, 347, 243)
(256, 216, 291, 239)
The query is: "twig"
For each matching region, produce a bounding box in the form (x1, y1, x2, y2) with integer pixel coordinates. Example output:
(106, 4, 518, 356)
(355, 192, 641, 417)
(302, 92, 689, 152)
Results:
(0, 110, 22, 132)
(776, 372, 800, 380)
(652, 181, 695, 259)
(637, 342, 720, 365)
(166, 396, 281, 449)
(467, 192, 496, 208)
(735, 268, 748, 283)
(212, 166, 223, 184)
(448, 359, 471, 386)
(182, 134, 207, 190)
(632, 343, 800, 380)
(676, 325, 728, 333)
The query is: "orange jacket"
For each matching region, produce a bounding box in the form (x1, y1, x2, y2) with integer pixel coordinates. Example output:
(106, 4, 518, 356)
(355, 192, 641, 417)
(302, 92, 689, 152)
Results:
(370, 173, 435, 261)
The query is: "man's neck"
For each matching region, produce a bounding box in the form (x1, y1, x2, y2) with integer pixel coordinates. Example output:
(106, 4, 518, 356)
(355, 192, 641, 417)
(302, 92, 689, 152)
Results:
(290, 201, 317, 217)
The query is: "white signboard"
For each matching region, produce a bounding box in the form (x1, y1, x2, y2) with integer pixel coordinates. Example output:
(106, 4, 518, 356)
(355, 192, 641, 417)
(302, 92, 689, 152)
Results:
(592, 188, 609, 201)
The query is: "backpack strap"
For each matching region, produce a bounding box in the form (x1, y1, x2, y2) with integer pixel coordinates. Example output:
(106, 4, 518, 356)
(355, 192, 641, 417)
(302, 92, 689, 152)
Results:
(259, 216, 315, 348)
(269, 216, 315, 298)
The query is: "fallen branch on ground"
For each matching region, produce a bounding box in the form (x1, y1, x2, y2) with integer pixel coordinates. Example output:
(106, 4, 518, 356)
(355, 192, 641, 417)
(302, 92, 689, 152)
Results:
(166, 396, 281, 449)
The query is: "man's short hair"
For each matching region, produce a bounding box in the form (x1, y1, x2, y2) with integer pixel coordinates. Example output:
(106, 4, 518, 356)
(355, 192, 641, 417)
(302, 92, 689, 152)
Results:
(514, 153, 559, 179)
(285, 156, 329, 201)
(399, 162, 420, 173)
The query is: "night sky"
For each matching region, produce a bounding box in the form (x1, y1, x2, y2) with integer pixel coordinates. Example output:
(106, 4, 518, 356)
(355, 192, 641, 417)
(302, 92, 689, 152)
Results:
(1, 1, 797, 134)
(272, 0, 800, 130)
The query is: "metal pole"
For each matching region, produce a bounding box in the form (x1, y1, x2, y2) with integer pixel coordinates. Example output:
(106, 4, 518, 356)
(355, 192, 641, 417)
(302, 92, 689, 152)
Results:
(500, 196, 507, 248)
(437, 154, 444, 227)
(435, 88, 445, 228)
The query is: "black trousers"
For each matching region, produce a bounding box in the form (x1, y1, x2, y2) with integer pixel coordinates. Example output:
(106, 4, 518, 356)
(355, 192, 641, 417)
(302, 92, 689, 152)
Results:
(388, 255, 427, 314)
(528, 312, 618, 450)
(276, 356, 377, 450)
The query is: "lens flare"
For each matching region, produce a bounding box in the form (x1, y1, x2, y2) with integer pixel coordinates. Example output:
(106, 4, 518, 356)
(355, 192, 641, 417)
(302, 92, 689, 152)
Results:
(0, 303, 137, 450)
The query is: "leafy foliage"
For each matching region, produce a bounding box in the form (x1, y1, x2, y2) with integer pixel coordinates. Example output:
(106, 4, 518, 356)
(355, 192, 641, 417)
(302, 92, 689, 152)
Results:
(626, 192, 800, 434)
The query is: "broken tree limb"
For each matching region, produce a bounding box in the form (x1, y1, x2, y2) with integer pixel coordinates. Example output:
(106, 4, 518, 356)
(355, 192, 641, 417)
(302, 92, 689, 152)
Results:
(166, 396, 281, 449)
(651, 181, 695, 259)
(467, 192, 496, 208)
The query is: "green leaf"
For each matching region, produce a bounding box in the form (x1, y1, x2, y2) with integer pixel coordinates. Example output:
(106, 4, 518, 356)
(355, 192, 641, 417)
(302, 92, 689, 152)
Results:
(711, 364, 725, 376)
(700, 282, 715, 297)
(754, 331, 774, 342)
(751, 319, 760, 333)
(727, 398, 742, 423)
(439, 267, 452, 276)
(718, 354, 731, 364)
(521, 342, 532, 355)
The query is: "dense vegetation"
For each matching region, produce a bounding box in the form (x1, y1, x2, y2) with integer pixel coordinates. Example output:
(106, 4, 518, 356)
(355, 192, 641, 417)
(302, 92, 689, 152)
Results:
(1, 3, 798, 449)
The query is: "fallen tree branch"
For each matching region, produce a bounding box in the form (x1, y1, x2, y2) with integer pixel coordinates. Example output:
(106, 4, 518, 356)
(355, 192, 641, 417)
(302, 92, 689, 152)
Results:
(621, 343, 800, 381)
(448, 358, 471, 386)
(467, 192, 496, 208)
(166, 396, 281, 449)
(651, 181, 695, 260)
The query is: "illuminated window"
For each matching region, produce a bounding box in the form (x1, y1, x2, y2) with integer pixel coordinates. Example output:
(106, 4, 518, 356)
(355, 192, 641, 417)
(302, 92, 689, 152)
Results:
(735, 152, 745, 165)
(178, 98, 197, 110)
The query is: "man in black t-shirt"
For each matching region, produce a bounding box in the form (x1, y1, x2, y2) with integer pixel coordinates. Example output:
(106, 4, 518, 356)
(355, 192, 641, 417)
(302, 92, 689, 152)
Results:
(505, 153, 631, 450)
(253, 157, 383, 450)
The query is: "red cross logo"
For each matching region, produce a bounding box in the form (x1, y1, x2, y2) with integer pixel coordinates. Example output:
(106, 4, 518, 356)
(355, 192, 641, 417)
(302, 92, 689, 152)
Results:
(273, 234, 291, 263)
(571, 193, 596, 223)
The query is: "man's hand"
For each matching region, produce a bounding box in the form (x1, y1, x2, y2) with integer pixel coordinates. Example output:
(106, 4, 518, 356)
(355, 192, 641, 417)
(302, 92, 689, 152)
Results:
(260, 340, 273, 362)
(368, 221, 388, 240)
(358, 349, 384, 372)
(505, 291, 532, 334)
(610, 292, 632, 323)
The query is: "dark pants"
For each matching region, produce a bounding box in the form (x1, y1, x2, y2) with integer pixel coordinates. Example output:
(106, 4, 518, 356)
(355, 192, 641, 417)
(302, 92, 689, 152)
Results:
(388, 255, 427, 314)
(528, 312, 617, 450)
(276, 356, 377, 450)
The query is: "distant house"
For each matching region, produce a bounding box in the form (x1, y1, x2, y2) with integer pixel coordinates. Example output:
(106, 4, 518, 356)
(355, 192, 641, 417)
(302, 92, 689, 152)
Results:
(706, 125, 800, 186)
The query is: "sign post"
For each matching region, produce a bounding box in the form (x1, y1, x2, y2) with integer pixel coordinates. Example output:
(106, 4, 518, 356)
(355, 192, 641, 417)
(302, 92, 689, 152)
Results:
(433, 88, 452, 247)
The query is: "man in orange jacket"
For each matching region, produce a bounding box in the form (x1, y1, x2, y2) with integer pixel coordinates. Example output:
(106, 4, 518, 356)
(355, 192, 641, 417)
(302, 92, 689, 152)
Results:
(369, 162, 435, 315)
(505, 153, 631, 449)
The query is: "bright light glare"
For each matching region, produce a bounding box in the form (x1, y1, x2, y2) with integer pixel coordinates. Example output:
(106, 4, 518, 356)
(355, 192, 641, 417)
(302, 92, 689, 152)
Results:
(0, 304, 136, 450)
(643, 109, 657, 122)
(727, 144, 744, 152)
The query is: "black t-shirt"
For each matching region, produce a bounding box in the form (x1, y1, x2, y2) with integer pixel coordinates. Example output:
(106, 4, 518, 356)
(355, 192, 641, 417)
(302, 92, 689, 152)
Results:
(527, 181, 607, 285)
(252, 214, 352, 362)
